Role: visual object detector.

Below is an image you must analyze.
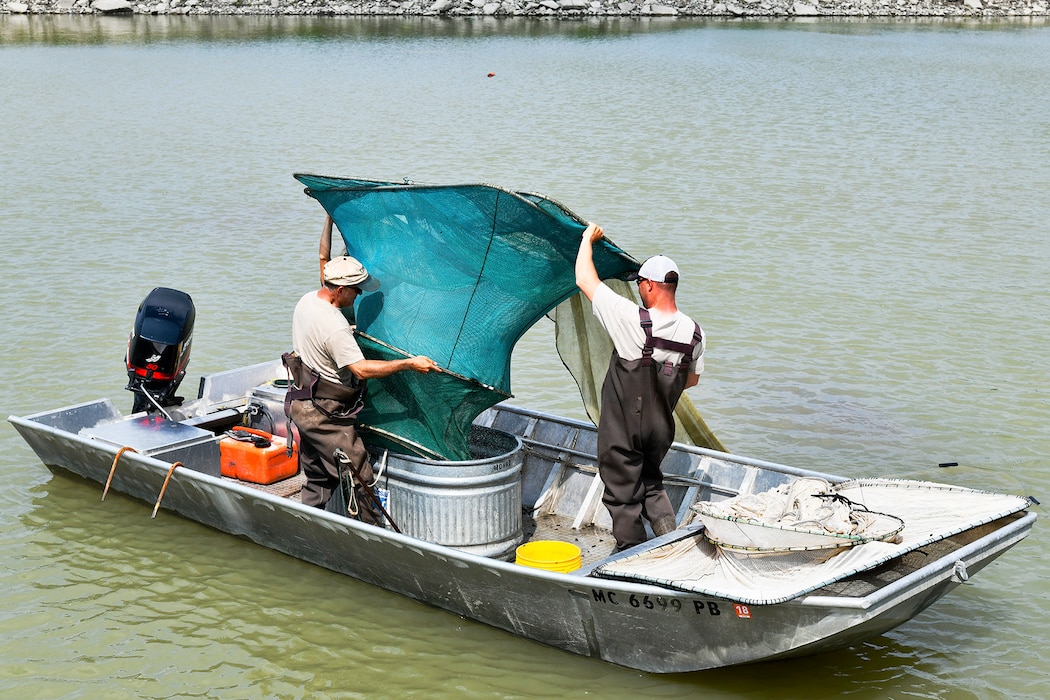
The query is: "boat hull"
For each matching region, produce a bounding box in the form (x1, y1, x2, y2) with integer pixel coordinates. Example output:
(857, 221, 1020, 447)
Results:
(9, 401, 1035, 673)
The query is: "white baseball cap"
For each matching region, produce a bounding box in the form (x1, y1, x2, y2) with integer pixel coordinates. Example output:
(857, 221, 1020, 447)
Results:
(631, 255, 680, 284)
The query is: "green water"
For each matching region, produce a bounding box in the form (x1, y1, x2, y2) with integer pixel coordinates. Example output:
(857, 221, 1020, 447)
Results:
(2, 16, 1048, 698)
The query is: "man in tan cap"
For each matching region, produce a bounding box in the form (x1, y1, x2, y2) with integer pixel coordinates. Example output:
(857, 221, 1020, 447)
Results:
(576, 222, 704, 552)
(285, 237, 437, 521)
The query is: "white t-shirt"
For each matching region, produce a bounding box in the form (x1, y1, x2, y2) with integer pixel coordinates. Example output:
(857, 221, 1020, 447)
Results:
(591, 283, 704, 375)
(291, 291, 365, 386)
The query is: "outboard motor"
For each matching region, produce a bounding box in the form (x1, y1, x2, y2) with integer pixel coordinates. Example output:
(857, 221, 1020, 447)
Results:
(125, 287, 195, 414)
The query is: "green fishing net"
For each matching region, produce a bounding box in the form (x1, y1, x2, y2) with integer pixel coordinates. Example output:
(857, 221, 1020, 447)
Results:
(295, 174, 639, 460)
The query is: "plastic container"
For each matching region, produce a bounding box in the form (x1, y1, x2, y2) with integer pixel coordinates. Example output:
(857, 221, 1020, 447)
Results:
(220, 427, 298, 484)
(515, 540, 582, 573)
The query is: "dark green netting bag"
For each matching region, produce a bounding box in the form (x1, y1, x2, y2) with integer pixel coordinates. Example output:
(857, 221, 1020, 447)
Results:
(295, 174, 639, 460)
(353, 333, 512, 460)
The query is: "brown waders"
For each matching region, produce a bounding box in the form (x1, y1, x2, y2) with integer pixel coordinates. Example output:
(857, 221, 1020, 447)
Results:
(597, 309, 701, 550)
(283, 353, 382, 525)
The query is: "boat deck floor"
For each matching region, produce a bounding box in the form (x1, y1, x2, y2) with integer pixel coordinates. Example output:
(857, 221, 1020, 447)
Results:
(524, 513, 618, 568)
(230, 472, 307, 500)
(230, 472, 618, 567)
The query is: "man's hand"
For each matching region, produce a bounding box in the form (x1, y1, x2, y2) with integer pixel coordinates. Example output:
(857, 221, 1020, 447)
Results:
(575, 221, 605, 302)
(584, 221, 605, 244)
(409, 356, 439, 373)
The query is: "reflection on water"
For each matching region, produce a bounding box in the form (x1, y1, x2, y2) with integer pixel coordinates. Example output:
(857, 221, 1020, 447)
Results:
(0, 14, 707, 44)
(3, 13, 1044, 45)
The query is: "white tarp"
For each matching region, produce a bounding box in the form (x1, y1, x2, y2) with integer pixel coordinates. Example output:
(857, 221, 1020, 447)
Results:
(593, 479, 1030, 605)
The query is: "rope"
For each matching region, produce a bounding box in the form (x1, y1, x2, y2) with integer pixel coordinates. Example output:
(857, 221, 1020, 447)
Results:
(371, 449, 388, 487)
(151, 462, 183, 519)
(334, 448, 401, 534)
(335, 449, 360, 517)
(814, 492, 872, 512)
(102, 446, 138, 502)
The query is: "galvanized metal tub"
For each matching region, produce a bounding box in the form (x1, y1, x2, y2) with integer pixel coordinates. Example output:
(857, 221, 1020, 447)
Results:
(373, 426, 523, 560)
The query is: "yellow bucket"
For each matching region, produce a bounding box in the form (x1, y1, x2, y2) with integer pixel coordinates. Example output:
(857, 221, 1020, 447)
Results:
(515, 540, 582, 573)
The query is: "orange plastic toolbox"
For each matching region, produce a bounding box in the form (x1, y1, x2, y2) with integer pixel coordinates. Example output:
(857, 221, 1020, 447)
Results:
(220, 427, 298, 484)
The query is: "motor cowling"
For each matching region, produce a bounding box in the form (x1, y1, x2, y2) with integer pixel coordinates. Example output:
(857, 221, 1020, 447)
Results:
(125, 287, 195, 413)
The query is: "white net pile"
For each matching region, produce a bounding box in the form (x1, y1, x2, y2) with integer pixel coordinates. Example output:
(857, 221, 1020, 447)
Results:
(695, 477, 895, 546)
(594, 478, 1030, 604)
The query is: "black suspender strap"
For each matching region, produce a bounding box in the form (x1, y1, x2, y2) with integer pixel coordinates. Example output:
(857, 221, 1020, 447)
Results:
(639, 310, 655, 367)
(638, 308, 703, 375)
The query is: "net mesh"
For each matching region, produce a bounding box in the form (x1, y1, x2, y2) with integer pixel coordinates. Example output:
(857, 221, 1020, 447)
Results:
(296, 174, 639, 460)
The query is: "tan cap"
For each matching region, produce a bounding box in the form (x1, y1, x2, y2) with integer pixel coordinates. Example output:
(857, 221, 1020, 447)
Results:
(323, 256, 380, 292)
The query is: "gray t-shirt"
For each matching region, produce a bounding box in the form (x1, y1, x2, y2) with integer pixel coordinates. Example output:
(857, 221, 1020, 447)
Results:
(591, 282, 704, 375)
(291, 291, 365, 386)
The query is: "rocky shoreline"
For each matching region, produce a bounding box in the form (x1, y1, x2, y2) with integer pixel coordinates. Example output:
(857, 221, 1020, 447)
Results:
(3, 0, 1048, 19)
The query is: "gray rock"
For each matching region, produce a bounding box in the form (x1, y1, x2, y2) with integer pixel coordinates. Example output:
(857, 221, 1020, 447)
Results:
(91, 0, 134, 10)
(8, 0, 1050, 19)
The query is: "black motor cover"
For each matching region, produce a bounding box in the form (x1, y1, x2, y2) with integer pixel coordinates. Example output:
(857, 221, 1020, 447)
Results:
(125, 287, 195, 413)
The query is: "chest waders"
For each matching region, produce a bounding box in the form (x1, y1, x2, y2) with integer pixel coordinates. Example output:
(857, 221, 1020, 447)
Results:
(281, 353, 381, 524)
(597, 309, 703, 549)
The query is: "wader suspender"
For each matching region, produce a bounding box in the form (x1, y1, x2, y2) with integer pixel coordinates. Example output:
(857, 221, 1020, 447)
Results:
(281, 352, 366, 421)
(638, 308, 703, 376)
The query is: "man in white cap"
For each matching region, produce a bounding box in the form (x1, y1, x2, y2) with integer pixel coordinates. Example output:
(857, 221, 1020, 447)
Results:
(285, 244, 438, 520)
(575, 222, 704, 551)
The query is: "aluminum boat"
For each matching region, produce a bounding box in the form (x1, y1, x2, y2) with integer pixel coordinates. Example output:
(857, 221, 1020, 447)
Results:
(9, 357, 1035, 673)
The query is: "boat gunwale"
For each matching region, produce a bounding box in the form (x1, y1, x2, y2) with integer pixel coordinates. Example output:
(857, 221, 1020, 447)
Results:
(6, 409, 713, 594)
(493, 402, 850, 483)
(796, 510, 1037, 610)
(9, 403, 1035, 607)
